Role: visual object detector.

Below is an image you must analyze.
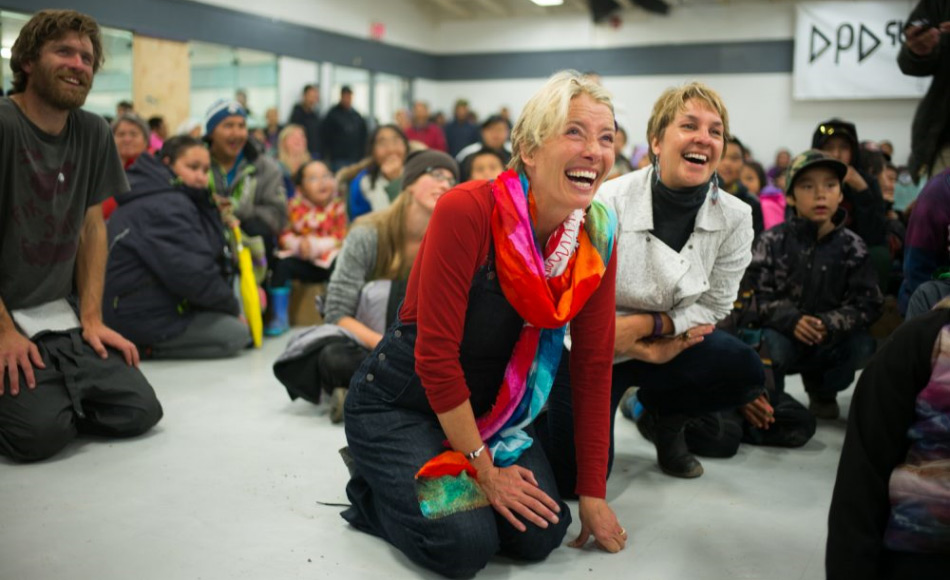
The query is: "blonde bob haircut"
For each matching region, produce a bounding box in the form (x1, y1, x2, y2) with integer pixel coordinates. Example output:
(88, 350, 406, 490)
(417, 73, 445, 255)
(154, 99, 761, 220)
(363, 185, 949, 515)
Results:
(645, 82, 730, 163)
(509, 70, 615, 174)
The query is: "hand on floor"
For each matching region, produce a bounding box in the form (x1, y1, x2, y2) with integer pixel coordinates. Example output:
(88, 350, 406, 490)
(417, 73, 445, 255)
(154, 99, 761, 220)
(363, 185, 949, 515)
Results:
(570, 496, 626, 553)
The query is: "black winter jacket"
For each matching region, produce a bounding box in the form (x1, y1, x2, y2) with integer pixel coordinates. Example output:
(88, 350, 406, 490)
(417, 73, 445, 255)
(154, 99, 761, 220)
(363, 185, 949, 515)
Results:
(745, 210, 883, 344)
(810, 121, 887, 246)
(899, 0, 950, 178)
(320, 104, 367, 164)
(104, 154, 238, 346)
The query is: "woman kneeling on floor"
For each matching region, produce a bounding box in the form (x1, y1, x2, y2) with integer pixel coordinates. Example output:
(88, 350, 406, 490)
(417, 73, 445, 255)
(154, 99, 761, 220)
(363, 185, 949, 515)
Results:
(340, 71, 627, 578)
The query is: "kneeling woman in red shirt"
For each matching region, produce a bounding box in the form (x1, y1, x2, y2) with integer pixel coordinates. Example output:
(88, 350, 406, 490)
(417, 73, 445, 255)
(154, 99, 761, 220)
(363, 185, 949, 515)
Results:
(341, 71, 626, 577)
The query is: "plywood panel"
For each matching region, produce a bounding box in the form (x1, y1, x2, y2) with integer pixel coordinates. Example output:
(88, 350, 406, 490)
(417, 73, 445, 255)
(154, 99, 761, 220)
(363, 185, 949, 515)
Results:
(132, 36, 191, 140)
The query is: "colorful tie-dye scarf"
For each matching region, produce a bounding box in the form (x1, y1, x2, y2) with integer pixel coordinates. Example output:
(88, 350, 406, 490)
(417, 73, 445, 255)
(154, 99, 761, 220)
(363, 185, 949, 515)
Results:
(415, 170, 616, 519)
(479, 170, 616, 464)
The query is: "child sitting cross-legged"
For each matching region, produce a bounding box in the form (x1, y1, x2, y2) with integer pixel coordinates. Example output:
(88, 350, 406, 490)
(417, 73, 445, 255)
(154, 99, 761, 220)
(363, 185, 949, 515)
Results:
(266, 160, 348, 334)
(746, 150, 884, 419)
(275, 160, 347, 282)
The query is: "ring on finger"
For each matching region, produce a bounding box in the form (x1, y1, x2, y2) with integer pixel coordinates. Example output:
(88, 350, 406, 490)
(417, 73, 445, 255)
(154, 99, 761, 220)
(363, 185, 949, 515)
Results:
(682, 330, 691, 341)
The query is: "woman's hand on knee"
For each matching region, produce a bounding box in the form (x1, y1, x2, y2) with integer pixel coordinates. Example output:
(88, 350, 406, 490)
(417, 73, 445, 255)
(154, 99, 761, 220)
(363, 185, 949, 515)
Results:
(614, 314, 655, 356)
(629, 324, 713, 364)
(477, 465, 561, 532)
(570, 496, 626, 553)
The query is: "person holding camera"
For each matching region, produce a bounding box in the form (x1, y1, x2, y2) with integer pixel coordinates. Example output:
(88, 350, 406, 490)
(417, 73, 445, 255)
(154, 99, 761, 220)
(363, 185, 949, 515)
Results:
(899, 0, 950, 179)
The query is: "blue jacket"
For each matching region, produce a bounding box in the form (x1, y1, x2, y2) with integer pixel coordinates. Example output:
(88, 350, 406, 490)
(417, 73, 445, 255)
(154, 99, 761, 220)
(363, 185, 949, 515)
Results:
(104, 154, 238, 346)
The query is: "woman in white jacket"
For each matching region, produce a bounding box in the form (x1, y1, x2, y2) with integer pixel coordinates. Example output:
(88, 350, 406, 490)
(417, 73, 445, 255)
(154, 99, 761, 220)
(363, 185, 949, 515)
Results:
(542, 83, 765, 484)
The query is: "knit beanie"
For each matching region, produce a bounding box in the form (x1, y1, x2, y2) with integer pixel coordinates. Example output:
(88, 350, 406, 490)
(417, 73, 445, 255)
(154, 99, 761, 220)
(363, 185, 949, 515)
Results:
(401, 149, 460, 188)
(204, 99, 248, 137)
(111, 113, 150, 141)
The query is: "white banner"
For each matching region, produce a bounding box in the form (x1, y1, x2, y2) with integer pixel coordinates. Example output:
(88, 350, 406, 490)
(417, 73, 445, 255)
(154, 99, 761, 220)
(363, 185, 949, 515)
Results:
(794, 1, 929, 100)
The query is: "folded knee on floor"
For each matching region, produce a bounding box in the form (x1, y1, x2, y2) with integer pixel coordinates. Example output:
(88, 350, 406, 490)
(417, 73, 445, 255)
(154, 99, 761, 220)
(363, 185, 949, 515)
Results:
(501, 517, 570, 562)
(105, 395, 164, 437)
(414, 517, 500, 578)
(1, 419, 76, 462)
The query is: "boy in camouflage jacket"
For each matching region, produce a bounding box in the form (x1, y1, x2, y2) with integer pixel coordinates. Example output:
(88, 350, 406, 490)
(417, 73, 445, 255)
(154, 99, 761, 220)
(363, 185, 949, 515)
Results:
(745, 150, 883, 420)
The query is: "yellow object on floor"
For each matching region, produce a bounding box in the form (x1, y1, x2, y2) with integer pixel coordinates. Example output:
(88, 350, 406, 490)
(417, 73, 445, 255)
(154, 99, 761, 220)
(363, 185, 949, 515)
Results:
(234, 226, 263, 348)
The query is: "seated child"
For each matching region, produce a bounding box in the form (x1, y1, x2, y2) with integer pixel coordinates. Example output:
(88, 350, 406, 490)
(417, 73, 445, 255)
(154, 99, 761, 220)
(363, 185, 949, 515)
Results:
(462, 147, 506, 182)
(720, 137, 765, 237)
(104, 136, 250, 359)
(745, 150, 883, 419)
(812, 119, 887, 249)
(273, 160, 347, 286)
(266, 160, 347, 335)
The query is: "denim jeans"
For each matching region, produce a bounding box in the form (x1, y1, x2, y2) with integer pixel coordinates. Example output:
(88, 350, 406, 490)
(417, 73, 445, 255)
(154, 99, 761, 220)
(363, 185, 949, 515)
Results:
(762, 329, 876, 399)
(342, 321, 571, 579)
(540, 329, 764, 498)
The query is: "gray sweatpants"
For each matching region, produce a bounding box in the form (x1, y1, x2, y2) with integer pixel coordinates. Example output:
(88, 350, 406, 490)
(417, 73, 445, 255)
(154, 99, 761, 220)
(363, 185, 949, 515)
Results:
(0, 330, 163, 462)
(148, 311, 249, 360)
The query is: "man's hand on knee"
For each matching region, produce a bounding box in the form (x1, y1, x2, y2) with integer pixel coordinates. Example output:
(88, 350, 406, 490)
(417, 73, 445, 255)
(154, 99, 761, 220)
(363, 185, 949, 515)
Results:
(81, 321, 140, 367)
(0, 326, 45, 396)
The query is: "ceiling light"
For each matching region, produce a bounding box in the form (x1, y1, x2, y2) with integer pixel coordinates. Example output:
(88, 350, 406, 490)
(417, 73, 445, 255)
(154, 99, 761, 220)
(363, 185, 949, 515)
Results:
(0, 47, 10, 59)
(532, 0, 564, 6)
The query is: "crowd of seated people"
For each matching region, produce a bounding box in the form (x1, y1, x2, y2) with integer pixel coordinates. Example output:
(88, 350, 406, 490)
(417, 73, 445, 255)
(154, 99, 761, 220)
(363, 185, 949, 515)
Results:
(5, 4, 950, 578)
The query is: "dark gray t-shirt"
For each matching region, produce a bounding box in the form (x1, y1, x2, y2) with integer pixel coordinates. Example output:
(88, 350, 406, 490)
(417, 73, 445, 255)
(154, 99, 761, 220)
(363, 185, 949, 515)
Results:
(0, 98, 129, 310)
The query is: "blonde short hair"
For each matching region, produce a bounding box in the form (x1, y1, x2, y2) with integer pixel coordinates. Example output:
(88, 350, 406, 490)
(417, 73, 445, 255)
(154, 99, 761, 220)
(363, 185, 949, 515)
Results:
(646, 82, 730, 163)
(509, 70, 615, 174)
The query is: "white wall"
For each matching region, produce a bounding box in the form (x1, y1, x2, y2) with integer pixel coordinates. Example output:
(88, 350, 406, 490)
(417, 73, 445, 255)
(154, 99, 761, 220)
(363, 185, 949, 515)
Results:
(416, 74, 918, 168)
(433, 3, 797, 54)
(196, 0, 923, 166)
(414, 0, 921, 167)
(193, 0, 436, 52)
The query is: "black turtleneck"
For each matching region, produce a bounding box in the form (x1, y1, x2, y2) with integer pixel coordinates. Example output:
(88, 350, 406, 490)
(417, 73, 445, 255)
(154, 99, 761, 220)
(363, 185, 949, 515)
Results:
(651, 177, 708, 253)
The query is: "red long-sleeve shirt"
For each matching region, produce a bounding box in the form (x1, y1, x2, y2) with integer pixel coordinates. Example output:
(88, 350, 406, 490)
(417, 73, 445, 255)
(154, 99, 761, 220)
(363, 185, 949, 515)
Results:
(400, 180, 617, 498)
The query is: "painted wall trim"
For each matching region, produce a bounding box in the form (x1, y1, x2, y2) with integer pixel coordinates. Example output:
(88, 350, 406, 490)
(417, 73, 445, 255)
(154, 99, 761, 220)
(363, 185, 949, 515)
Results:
(2, 0, 436, 77)
(2, 1, 793, 79)
(435, 41, 794, 80)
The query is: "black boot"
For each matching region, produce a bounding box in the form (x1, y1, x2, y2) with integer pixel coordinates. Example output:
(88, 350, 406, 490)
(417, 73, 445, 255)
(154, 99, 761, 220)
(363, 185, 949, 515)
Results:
(654, 413, 704, 478)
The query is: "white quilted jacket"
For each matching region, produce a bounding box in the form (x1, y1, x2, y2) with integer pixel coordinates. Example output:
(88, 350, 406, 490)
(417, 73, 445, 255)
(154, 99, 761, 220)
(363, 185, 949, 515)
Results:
(595, 167, 754, 362)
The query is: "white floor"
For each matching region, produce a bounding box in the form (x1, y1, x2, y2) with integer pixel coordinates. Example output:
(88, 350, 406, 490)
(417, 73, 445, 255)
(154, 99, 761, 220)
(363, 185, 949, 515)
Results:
(0, 331, 850, 580)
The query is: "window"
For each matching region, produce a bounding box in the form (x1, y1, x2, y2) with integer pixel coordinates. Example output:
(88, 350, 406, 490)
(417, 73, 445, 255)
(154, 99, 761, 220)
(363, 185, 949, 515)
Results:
(190, 41, 277, 128)
(1, 10, 132, 118)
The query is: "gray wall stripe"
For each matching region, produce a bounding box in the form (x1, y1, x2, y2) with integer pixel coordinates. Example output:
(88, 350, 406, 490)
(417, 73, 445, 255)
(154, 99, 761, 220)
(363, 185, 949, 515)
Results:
(434, 41, 794, 80)
(2, 1, 793, 79)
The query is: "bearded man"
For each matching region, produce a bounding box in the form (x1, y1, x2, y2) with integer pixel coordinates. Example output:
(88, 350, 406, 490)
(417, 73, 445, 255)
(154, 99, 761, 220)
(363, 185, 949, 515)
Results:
(0, 9, 163, 462)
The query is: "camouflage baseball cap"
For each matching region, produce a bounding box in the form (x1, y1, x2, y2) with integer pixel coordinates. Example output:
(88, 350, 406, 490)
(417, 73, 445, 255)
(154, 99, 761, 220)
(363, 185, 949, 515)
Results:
(785, 149, 847, 194)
